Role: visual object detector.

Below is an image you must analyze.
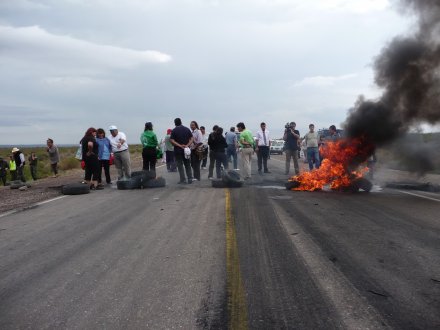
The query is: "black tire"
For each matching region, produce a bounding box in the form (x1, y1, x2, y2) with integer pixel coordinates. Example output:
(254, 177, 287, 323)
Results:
(212, 179, 226, 188)
(117, 176, 143, 190)
(131, 170, 156, 181)
(222, 170, 241, 184)
(228, 180, 244, 188)
(144, 177, 166, 188)
(10, 180, 26, 189)
(352, 177, 372, 192)
(62, 183, 90, 195)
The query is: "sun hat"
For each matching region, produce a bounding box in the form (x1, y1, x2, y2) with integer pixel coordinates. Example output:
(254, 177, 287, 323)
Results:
(11, 147, 19, 153)
(109, 125, 118, 131)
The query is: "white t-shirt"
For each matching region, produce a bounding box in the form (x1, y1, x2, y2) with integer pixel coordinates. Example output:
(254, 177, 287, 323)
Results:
(108, 131, 128, 152)
(256, 129, 270, 147)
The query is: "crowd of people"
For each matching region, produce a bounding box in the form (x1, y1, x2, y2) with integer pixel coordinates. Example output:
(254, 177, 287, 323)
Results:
(0, 120, 342, 188)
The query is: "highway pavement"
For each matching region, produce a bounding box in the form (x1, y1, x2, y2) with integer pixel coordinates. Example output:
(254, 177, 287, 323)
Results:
(1, 155, 439, 329)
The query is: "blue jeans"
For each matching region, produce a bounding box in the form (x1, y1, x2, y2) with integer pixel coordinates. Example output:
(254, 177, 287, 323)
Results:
(307, 147, 320, 170)
(226, 145, 237, 169)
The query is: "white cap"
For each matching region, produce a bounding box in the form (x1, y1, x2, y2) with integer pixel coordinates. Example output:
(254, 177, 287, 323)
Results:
(109, 125, 118, 131)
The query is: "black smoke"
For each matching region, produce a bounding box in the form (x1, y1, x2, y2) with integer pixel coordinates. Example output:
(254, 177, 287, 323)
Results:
(344, 0, 440, 155)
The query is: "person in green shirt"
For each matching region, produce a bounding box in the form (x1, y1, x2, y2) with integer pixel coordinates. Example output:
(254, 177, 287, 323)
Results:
(237, 122, 254, 180)
(140, 122, 159, 175)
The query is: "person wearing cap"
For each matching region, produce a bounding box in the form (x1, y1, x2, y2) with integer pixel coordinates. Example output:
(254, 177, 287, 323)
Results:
(164, 128, 176, 172)
(12, 147, 26, 182)
(108, 125, 131, 180)
(140, 122, 159, 175)
(170, 118, 194, 184)
(46, 138, 60, 178)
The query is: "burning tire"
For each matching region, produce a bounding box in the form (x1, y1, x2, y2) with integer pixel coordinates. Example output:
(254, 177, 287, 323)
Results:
(352, 177, 373, 192)
(62, 183, 90, 195)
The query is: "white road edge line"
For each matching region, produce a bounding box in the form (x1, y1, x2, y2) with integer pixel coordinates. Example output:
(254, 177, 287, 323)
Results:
(397, 190, 440, 202)
(271, 200, 389, 329)
(0, 195, 67, 219)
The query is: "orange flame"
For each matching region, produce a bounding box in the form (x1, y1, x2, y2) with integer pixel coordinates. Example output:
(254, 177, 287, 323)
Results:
(288, 137, 374, 191)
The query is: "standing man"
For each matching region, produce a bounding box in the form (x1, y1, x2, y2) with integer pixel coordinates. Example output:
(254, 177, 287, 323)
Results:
(170, 118, 194, 184)
(236, 122, 254, 180)
(207, 125, 219, 179)
(283, 122, 301, 175)
(28, 152, 38, 180)
(46, 139, 60, 178)
(303, 124, 320, 170)
(225, 127, 239, 170)
(328, 125, 341, 142)
(0, 156, 8, 186)
(108, 125, 131, 180)
(255, 122, 271, 174)
(12, 147, 26, 182)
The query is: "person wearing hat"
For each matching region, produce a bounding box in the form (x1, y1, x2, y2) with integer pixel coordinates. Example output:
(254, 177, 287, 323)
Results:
(164, 128, 176, 172)
(46, 138, 60, 178)
(140, 122, 159, 175)
(12, 147, 26, 182)
(108, 125, 131, 180)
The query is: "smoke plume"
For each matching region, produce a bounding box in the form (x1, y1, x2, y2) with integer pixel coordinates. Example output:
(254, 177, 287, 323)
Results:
(344, 0, 440, 152)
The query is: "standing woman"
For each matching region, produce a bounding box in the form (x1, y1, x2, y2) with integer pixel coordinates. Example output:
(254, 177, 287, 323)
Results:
(81, 127, 101, 190)
(46, 138, 60, 178)
(140, 122, 158, 175)
(96, 128, 112, 185)
(190, 120, 203, 181)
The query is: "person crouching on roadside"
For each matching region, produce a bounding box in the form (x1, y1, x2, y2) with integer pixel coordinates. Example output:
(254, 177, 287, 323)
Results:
(140, 122, 158, 176)
(81, 127, 102, 190)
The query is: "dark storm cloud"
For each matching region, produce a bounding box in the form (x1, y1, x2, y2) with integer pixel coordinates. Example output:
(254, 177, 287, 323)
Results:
(344, 0, 440, 147)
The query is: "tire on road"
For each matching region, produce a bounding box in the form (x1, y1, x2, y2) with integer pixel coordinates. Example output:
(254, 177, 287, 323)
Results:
(211, 179, 226, 188)
(10, 181, 26, 189)
(62, 183, 90, 195)
(131, 170, 156, 182)
(222, 170, 241, 183)
(117, 176, 143, 190)
(143, 177, 166, 188)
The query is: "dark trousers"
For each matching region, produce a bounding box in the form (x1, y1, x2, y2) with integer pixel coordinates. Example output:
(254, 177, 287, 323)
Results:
(17, 166, 26, 182)
(175, 153, 193, 183)
(84, 155, 100, 181)
(0, 175, 6, 185)
(208, 150, 216, 178)
(98, 160, 111, 184)
(257, 146, 270, 171)
(214, 151, 228, 178)
(51, 163, 58, 175)
(191, 150, 201, 180)
(166, 150, 176, 171)
(142, 147, 157, 175)
(10, 170, 17, 181)
(30, 165, 37, 180)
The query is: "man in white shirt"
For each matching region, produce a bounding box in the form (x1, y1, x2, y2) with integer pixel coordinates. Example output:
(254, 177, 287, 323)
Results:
(303, 123, 320, 170)
(108, 125, 131, 180)
(255, 122, 271, 174)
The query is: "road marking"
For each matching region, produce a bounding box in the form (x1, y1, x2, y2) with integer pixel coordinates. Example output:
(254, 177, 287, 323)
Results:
(35, 195, 66, 206)
(272, 201, 389, 329)
(0, 195, 67, 218)
(397, 190, 440, 202)
(225, 189, 249, 330)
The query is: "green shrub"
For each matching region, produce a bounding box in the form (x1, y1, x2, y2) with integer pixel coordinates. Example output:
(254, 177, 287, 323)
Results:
(59, 157, 81, 171)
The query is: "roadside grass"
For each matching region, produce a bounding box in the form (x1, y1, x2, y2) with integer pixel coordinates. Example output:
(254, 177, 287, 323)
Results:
(0, 145, 144, 182)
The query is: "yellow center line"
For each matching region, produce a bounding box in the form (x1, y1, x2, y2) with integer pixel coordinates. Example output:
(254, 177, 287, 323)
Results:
(225, 188, 249, 330)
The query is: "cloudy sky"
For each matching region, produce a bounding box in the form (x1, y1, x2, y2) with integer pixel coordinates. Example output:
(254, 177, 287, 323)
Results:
(0, 0, 418, 144)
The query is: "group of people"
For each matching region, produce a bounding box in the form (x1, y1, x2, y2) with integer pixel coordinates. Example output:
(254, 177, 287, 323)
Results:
(1, 120, 342, 188)
(0, 140, 60, 186)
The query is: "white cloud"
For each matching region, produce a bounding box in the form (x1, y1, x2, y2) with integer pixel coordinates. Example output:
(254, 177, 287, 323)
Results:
(292, 73, 357, 88)
(0, 25, 172, 70)
(41, 76, 110, 88)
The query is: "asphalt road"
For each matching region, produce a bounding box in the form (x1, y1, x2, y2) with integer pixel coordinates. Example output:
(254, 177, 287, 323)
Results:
(1, 155, 439, 329)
